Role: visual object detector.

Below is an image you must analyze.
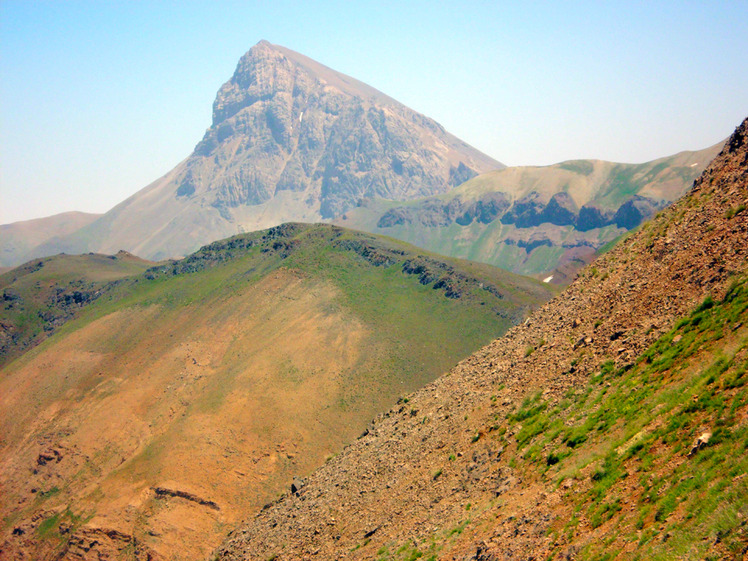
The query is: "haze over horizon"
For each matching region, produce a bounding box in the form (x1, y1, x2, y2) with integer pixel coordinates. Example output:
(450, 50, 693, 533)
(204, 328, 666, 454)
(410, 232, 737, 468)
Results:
(2, 1, 747, 225)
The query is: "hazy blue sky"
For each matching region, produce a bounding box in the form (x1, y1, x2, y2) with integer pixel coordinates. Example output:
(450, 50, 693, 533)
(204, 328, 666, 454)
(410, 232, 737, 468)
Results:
(2, 1, 747, 224)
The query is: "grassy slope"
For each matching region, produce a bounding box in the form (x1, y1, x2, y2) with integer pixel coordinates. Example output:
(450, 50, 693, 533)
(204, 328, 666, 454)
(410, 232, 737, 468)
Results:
(500, 280, 748, 560)
(0, 224, 552, 561)
(0, 251, 155, 367)
(361, 282, 748, 561)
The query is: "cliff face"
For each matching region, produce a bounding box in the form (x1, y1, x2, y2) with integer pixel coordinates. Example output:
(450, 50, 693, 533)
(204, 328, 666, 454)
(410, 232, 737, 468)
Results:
(178, 41, 501, 219)
(19, 41, 502, 264)
(214, 120, 747, 560)
(182, 41, 501, 219)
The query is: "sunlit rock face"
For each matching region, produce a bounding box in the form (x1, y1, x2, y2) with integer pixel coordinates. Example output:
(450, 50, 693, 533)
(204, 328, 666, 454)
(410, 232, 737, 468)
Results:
(178, 40, 503, 219)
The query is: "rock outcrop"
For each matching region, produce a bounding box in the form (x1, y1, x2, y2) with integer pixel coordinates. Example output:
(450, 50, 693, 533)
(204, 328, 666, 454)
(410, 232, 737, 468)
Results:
(184, 41, 499, 218)
(341, 141, 723, 278)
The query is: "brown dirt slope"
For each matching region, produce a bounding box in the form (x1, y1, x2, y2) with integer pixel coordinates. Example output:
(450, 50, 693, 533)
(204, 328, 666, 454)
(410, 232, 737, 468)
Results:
(214, 120, 748, 560)
(0, 225, 551, 561)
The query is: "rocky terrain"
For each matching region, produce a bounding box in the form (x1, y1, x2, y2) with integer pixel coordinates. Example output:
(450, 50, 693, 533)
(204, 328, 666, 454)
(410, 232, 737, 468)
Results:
(336, 142, 722, 279)
(213, 120, 747, 559)
(8, 41, 502, 266)
(0, 225, 552, 561)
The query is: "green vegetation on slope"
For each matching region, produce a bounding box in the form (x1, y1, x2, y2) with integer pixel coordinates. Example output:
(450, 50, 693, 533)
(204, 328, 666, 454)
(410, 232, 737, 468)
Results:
(504, 277, 748, 559)
(0, 251, 154, 368)
(86, 224, 553, 365)
(365, 278, 748, 561)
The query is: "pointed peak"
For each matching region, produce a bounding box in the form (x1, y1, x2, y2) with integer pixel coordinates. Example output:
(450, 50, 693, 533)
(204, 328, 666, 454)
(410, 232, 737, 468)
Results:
(244, 40, 278, 57)
(253, 39, 275, 49)
(228, 41, 397, 108)
(236, 40, 281, 62)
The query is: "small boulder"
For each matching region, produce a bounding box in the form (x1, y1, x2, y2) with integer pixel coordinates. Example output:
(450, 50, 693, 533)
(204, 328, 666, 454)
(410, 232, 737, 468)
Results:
(687, 432, 712, 457)
(291, 477, 305, 495)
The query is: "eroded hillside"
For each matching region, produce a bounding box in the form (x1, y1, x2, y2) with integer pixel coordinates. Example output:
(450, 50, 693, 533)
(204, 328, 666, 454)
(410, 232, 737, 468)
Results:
(0, 225, 551, 561)
(214, 121, 747, 559)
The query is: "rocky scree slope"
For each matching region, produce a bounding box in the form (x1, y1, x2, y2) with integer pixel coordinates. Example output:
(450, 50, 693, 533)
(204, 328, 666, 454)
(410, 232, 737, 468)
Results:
(214, 120, 748, 560)
(23, 40, 502, 264)
(0, 224, 551, 561)
(336, 142, 722, 279)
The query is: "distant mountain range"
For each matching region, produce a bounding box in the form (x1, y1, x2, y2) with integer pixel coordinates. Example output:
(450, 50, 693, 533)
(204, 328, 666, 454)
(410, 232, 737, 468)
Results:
(1, 41, 721, 284)
(0, 211, 101, 270)
(336, 141, 723, 279)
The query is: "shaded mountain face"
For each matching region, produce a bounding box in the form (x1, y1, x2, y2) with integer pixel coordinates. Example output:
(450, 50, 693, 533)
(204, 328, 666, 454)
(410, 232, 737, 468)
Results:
(336, 142, 723, 279)
(14, 41, 502, 264)
(0, 224, 552, 561)
(214, 119, 747, 560)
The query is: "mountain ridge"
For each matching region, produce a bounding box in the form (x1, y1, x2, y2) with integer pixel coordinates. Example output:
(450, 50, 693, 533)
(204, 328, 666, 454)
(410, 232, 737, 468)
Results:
(0, 223, 553, 561)
(0, 212, 102, 269)
(336, 140, 723, 278)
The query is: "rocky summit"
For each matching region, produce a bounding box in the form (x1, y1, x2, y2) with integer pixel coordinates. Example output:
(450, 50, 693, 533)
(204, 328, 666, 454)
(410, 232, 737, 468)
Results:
(22, 41, 502, 264)
(214, 120, 748, 560)
(191, 41, 501, 218)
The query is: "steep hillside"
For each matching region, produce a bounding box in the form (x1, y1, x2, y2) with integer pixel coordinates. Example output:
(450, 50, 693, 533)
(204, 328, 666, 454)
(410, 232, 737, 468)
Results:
(16, 41, 502, 265)
(0, 224, 551, 561)
(0, 212, 101, 268)
(214, 120, 747, 560)
(336, 142, 722, 279)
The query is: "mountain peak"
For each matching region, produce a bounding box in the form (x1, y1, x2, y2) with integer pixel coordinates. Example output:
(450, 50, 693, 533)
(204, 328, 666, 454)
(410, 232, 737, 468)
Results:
(213, 41, 398, 126)
(186, 43, 504, 219)
(9, 44, 503, 264)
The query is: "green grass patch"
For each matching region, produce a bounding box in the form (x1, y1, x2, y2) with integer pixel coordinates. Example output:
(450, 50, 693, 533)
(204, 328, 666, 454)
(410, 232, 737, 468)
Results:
(508, 277, 748, 559)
